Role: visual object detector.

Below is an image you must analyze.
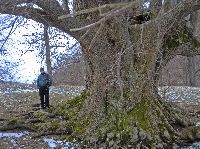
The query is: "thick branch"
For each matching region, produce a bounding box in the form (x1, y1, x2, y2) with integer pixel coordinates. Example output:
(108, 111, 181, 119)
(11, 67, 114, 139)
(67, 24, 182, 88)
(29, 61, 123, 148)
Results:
(0, 0, 80, 37)
(63, 0, 70, 14)
(69, 1, 146, 31)
(162, 24, 200, 66)
(159, 0, 200, 33)
(58, 1, 139, 20)
(16, 0, 65, 16)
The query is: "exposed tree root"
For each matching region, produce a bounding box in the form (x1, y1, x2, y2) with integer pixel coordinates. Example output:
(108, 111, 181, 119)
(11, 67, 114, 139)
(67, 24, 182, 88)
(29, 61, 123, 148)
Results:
(0, 124, 36, 132)
(61, 92, 200, 148)
(32, 130, 72, 139)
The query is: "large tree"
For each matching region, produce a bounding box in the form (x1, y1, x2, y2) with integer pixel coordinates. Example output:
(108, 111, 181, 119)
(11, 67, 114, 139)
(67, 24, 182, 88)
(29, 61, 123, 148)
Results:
(1, 0, 200, 148)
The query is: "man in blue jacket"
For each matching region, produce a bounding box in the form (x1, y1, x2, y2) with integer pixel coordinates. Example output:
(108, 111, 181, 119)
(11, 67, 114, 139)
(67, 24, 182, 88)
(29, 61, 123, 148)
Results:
(37, 67, 52, 109)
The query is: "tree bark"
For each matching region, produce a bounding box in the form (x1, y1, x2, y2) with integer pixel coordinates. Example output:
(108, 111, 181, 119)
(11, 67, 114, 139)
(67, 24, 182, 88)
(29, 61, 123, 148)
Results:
(44, 25, 52, 76)
(77, 14, 185, 148)
(71, 1, 200, 147)
(187, 56, 196, 86)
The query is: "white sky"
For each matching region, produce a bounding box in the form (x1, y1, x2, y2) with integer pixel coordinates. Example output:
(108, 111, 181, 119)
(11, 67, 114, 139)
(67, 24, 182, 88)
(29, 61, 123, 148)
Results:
(15, 52, 41, 83)
(1, 1, 77, 84)
(3, 18, 77, 84)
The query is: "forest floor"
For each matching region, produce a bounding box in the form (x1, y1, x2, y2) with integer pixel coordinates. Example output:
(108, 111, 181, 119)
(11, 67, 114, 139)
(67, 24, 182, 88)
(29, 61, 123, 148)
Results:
(0, 83, 199, 148)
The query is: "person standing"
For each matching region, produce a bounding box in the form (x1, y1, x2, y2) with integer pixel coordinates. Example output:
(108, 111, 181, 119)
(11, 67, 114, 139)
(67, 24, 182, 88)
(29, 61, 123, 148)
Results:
(37, 67, 52, 109)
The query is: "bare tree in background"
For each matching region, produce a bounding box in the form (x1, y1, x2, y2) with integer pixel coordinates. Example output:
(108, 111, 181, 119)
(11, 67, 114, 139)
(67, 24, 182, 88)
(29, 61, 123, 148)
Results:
(22, 22, 75, 77)
(0, 15, 26, 82)
(0, 0, 200, 147)
(0, 59, 18, 82)
(44, 24, 52, 75)
(186, 56, 196, 86)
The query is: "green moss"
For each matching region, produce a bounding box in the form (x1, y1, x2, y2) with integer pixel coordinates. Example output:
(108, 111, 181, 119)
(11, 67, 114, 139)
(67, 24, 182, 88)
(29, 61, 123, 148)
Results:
(48, 120, 59, 131)
(34, 111, 45, 119)
(52, 90, 90, 138)
(34, 123, 46, 131)
(110, 110, 129, 132)
(44, 88, 179, 147)
(112, 91, 121, 101)
(67, 90, 87, 108)
(191, 38, 200, 48)
(54, 106, 69, 119)
(51, 90, 86, 119)
(120, 131, 131, 145)
(128, 99, 151, 131)
(7, 118, 18, 125)
(180, 125, 200, 141)
(93, 99, 153, 145)
(67, 118, 90, 136)
(58, 135, 68, 141)
(186, 126, 200, 136)
(7, 118, 25, 126)
(164, 28, 200, 49)
(93, 94, 179, 147)
(112, 88, 130, 102)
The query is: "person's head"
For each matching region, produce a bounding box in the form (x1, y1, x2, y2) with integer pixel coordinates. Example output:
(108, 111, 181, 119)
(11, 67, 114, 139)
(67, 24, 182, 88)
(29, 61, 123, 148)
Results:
(40, 67, 44, 73)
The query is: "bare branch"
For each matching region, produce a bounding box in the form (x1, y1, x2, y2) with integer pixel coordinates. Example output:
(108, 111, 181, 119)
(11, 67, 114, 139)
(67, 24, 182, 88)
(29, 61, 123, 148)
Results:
(15, 0, 65, 16)
(58, 1, 142, 20)
(63, 0, 70, 14)
(70, 1, 142, 32)
(0, 1, 80, 37)
(0, 17, 18, 52)
(159, 0, 200, 33)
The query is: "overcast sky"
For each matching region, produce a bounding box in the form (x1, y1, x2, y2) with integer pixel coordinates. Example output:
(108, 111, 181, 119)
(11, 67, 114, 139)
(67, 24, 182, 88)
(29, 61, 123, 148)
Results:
(0, 0, 76, 84)
(2, 18, 77, 84)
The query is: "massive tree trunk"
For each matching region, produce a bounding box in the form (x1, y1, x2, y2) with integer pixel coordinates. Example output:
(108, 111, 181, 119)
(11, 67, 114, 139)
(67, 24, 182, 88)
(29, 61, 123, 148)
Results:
(71, 1, 197, 148)
(79, 22, 177, 147)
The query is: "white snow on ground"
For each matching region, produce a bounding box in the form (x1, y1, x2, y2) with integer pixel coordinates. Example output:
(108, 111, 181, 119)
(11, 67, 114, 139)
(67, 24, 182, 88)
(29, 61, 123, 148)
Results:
(196, 122, 200, 126)
(180, 142, 200, 149)
(43, 138, 78, 149)
(50, 86, 85, 97)
(0, 85, 85, 97)
(0, 85, 199, 148)
(0, 132, 28, 138)
(1, 85, 200, 103)
(0, 132, 29, 147)
(158, 86, 200, 103)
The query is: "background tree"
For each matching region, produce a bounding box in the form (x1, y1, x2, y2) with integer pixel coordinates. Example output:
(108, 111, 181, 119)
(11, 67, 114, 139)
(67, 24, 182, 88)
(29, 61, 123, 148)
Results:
(44, 24, 52, 75)
(0, 0, 200, 147)
(0, 15, 26, 82)
(22, 21, 78, 77)
(0, 58, 18, 82)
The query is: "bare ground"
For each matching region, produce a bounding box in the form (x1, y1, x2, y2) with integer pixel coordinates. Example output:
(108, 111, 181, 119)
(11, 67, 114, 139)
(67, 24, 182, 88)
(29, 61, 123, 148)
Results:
(0, 84, 82, 148)
(0, 84, 199, 148)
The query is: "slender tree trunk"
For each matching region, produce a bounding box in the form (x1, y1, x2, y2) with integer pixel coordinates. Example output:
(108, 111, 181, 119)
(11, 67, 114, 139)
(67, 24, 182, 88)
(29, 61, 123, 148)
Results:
(163, 0, 178, 12)
(44, 25, 52, 76)
(187, 56, 196, 86)
(63, 0, 70, 14)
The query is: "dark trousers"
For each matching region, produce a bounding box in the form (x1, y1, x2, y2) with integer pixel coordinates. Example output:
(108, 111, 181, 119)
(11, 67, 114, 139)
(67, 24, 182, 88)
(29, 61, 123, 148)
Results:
(39, 87, 49, 108)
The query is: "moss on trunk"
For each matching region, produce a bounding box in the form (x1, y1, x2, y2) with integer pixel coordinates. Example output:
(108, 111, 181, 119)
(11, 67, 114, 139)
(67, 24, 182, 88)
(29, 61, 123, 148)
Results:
(63, 2, 200, 148)
(60, 89, 199, 148)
